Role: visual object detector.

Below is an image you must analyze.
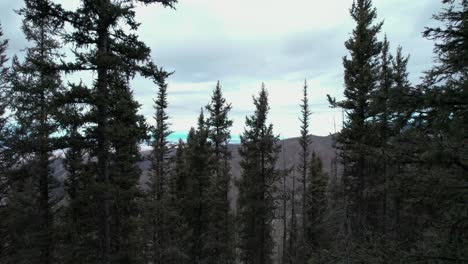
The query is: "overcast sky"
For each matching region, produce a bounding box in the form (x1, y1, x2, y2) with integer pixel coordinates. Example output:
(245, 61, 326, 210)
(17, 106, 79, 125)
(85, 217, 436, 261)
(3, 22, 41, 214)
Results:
(0, 0, 444, 141)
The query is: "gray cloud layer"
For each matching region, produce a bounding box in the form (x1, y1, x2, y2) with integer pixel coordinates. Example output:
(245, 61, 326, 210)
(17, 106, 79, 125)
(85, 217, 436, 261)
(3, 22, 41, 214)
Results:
(0, 0, 445, 138)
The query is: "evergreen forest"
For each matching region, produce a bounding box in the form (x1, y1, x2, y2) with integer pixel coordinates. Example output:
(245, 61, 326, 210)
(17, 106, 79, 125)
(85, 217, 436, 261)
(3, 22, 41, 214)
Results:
(0, 0, 466, 263)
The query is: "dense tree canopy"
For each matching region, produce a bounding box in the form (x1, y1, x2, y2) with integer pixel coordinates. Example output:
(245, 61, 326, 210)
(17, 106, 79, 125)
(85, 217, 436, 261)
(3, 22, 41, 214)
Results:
(0, 0, 466, 263)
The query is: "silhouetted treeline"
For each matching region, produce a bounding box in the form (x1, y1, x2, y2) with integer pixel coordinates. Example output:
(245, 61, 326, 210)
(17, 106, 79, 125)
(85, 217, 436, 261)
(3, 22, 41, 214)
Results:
(0, 0, 466, 264)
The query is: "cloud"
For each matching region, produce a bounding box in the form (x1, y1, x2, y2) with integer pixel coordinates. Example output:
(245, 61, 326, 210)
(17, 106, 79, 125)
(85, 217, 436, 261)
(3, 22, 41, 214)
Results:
(0, 0, 445, 138)
(0, 0, 26, 57)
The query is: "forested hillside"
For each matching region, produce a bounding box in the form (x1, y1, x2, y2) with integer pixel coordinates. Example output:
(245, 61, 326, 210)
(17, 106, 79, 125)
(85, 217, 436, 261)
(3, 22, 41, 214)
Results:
(0, 0, 466, 264)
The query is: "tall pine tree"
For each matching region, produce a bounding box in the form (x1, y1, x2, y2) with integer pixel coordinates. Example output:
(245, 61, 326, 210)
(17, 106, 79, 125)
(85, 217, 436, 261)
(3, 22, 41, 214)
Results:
(165, 138, 189, 263)
(6, 1, 64, 262)
(107, 73, 148, 263)
(0, 23, 8, 134)
(0, 22, 9, 202)
(205, 81, 235, 264)
(237, 84, 280, 264)
(183, 110, 212, 263)
(0, 22, 11, 262)
(328, 0, 383, 239)
(55, 82, 98, 263)
(371, 35, 393, 235)
(305, 152, 328, 263)
(42, 1, 177, 262)
(410, 0, 467, 260)
(142, 70, 173, 264)
(298, 79, 311, 264)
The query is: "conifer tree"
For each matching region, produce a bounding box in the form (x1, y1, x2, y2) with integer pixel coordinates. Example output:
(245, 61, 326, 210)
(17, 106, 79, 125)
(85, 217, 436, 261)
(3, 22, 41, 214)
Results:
(373, 36, 393, 140)
(142, 70, 172, 264)
(384, 47, 412, 243)
(163, 139, 188, 263)
(0, 22, 11, 261)
(420, 0, 467, 174)
(1, 166, 41, 263)
(278, 141, 296, 264)
(56, 90, 98, 263)
(389, 46, 413, 132)
(205, 81, 234, 264)
(305, 151, 328, 262)
(409, 0, 467, 259)
(280, 143, 289, 264)
(173, 139, 188, 209)
(328, 0, 383, 238)
(297, 79, 311, 264)
(371, 35, 393, 235)
(42, 1, 177, 262)
(372, 39, 415, 246)
(107, 73, 148, 263)
(237, 84, 280, 264)
(5, 1, 64, 262)
(0, 23, 8, 133)
(0, 22, 9, 200)
(182, 110, 212, 263)
(287, 173, 298, 264)
(61, 148, 98, 263)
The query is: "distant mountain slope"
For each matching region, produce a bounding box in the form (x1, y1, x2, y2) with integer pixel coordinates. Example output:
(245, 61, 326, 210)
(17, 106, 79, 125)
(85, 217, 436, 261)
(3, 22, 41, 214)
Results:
(136, 134, 337, 206)
(52, 134, 337, 200)
(228, 134, 336, 207)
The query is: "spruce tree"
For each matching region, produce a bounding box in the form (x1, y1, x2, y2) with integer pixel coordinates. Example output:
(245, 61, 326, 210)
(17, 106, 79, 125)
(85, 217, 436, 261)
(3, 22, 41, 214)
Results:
(107, 73, 148, 263)
(143, 70, 173, 264)
(369, 1, 467, 260)
(389, 46, 413, 132)
(297, 79, 311, 264)
(373, 36, 393, 140)
(182, 110, 212, 263)
(408, 0, 468, 259)
(1, 166, 41, 264)
(371, 35, 393, 235)
(49, 67, 98, 263)
(304, 151, 328, 263)
(280, 143, 289, 264)
(237, 84, 280, 264)
(0, 22, 9, 200)
(6, 1, 64, 262)
(385, 47, 412, 244)
(0, 23, 8, 130)
(371, 39, 414, 247)
(55, 84, 98, 263)
(60, 128, 98, 263)
(420, 0, 467, 174)
(164, 139, 188, 263)
(173, 139, 188, 210)
(278, 141, 296, 264)
(0, 22, 10, 261)
(42, 1, 177, 262)
(205, 81, 234, 264)
(287, 172, 298, 264)
(328, 0, 383, 238)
